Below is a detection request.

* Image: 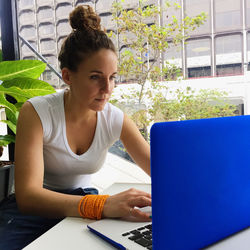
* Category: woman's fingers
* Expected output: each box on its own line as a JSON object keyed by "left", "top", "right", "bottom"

{"left": 102, "top": 188, "right": 152, "bottom": 220}
{"left": 128, "top": 196, "right": 151, "bottom": 208}
{"left": 123, "top": 188, "right": 151, "bottom": 199}
{"left": 130, "top": 207, "right": 152, "bottom": 221}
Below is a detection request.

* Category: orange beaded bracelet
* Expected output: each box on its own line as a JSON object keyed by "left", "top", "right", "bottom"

{"left": 78, "top": 195, "right": 109, "bottom": 220}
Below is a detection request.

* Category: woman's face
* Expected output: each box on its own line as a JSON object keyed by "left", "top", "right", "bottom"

{"left": 64, "top": 49, "right": 118, "bottom": 111}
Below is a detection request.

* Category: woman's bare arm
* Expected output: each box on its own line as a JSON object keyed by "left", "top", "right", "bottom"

{"left": 15, "top": 102, "right": 82, "bottom": 218}
{"left": 120, "top": 114, "right": 151, "bottom": 176}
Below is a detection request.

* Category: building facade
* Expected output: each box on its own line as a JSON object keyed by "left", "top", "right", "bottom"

{"left": 14, "top": 0, "right": 250, "bottom": 113}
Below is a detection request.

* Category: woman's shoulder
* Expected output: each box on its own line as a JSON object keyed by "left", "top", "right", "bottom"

{"left": 28, "top": 90, "right": 64, "bottom": 109}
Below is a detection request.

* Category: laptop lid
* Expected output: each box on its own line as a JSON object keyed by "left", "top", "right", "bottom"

{"left": 150, "top": 115, "right": 250, "bottom": 249}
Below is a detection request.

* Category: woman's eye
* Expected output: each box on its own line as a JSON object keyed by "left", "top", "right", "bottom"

{"left": 90, "top": 75, "right": 99, "bottom": 80}
{"left": 110, "top": 75, "right": 117, "bottom": 81}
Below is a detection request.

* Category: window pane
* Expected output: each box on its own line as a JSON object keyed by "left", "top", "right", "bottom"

{"left": 246, "top": 0, "right": 250, "bottom": 28}
{"left": 247, "top": 32, "right": 250, "bottom": 70}
{"left": 165, "top": 42, "right": 182, "bottom": 67}
{"left": 215, "top": 0, "right": 242, "bottom": 32}
{"left": 215, "top": 34, "right": 242, "bottom": 76}
{"left": 164, "top": 42, "right": 182, "bottom": 79}
{"left": 186, "top": 38, "right": 211, "bottom": 78}
{"left": 184, "top": 0, "right": 211, "bottom": 35}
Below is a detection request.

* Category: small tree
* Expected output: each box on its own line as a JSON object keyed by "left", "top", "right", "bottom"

{"left": 111, "top": 0, "right": 206, "bottom": 104}
{"left": 110, "top": 0, "right": 207, "bottom": 139}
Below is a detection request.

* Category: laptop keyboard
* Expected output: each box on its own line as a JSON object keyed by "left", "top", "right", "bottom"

{"left": 122, "top": 224, "right": 152, "bottom": 249}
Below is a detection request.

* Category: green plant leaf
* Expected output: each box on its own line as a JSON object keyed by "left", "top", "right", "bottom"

{"left": 1, "top": 77, "right": 55, "bottom": 102}
{"left": 5, "top": 108, "right": 18, "bottom": 127}
{"left": 1, "top": 120, "right": 16, "bottom": 134}
{"left": 0, "top": 50, "right": 2, "bottom": 62}
{"left": 0, "top": 135, "right": 15, "bottom": 146}
{"left": 0, "top": 93, "right": 17, "bottom": 114}
{"left": 0, "top": 60, "right": 46, "bottom": 81}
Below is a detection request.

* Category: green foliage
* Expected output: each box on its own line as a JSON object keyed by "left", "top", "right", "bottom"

{"left": 0, "top": 50, "right": 2, "bottom": 62}
{"left": 150, "top": 87, "right": 238, "bottom": 122}
{"left": 0, "top": 60, "right": 46, "bottom": 81}
{"left": 0, "top": 59, "right": 55, "bottom": 147}
{"left": 110, "top": 1, "right": 236, "bottom": 142}
{"left": 111, "top": 0, "right": 207, "bottom": 103}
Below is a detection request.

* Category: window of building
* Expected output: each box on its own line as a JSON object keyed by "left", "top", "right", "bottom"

{"left": 215, "top": 34, "right": 243, "bottom": 76}
{"left": 186, "top": 38, "right": 211, "bottom": 78}
{"left": 184, "top": 0, "right": 211, "bottom": 35}
{"left": 164, "top": 42, "right": 182, "bottom": 79}
{"left": 214, "top": 0, "right": 242, "bottom": 32}
{"left": 246, "top": 0, "right": 250, "bottom": 28}
{"left": 247, "top": 32, "right": 250, "bottom": 70}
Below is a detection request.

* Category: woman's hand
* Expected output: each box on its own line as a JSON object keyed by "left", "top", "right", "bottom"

{"left": 102, "top": 188, "right": 151, "bottom": 221}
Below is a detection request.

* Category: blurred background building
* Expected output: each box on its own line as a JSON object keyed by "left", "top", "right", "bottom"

{"left": 11, "top": 0, "right": 250, "bottom": 114}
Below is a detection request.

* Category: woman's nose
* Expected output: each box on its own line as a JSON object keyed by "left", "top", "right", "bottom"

{"left": 101, "top": 79, "right": 111, "bottom": 93}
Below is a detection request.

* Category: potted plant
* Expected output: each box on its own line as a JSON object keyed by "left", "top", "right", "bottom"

{"left": 0, "top": 57, "right": 56, "bottom": 200}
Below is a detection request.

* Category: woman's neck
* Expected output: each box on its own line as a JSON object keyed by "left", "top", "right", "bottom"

{"left": 63, "top": 89, "right": 96, "bottom": 123}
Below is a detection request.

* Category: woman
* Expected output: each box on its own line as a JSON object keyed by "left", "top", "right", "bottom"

{"left": 0, "top": 5, "right": 151, "bottom": 249}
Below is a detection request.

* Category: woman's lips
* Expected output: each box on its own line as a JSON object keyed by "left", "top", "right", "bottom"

{"left": 95, "top": 98, "right": 106, "bottom": 102}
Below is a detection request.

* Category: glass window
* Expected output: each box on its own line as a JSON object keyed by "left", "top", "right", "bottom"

{"left": 214, "top": 0, "right": 242, "bottom": 32}
{"left": 246, "top": 0, "right": 250, "bottom": 28}
{"left": 164, "top": 42, "right": 182, "bottom": 68}
{"left": 247, "top": 32, "right": 250, "bottom": 70}
{"left": 164, "top": 42, "right": 182, "bottom": 79}
{"left": 215, "top": 34, "right": 243, "bottom": 76}
{"left": 186, "top": 38, "right": 211, "bottom": 78}
{"left": 184, "top": 0, "right": 211, "bottom": 35}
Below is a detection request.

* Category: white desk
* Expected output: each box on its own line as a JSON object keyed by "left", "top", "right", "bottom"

{"left": 23, "top": 183, "right": 150, "bottom": 250}
{"left": 24, "top": 183, "right": 250, "bottom": 250}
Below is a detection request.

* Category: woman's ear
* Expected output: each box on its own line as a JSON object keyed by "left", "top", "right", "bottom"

{"left": 61, "top": 68, "right": 72, "bottom": 86}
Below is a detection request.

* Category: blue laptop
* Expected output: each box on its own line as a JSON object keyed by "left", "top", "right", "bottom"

{"left": 88, "top": 115, "right": 250, "bottom": 249}
{"left": 151, "top": 115, "right": 250, "bottom": 249}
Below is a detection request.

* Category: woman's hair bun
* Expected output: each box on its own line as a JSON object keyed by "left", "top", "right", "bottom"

{"left": 69, "top": 5, "right": 102, "bottom": 32}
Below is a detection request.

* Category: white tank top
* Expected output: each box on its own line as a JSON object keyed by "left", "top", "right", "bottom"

{"left": 28, "top": 90, "right": 124, "bottom": 190}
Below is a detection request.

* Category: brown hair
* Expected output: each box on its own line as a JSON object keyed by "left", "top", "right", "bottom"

{"left": 58, "top": 5, "right": 116, "bottom": 71}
